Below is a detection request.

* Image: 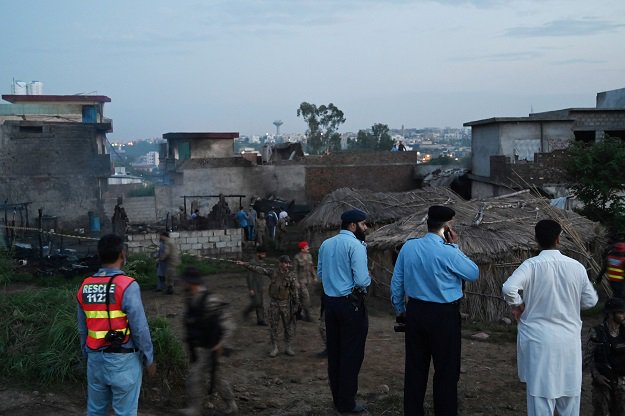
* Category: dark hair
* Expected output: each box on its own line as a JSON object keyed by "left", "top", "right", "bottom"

{"left": 160, "top": 232, "right": 169, "bottom": 237}
{"left": 535, "top": 219, "right": 562, "bottom": 249}
{"left": 98, "top": 234, "right": 124, "bottom": 264}
{"left": 256, "top": 246, "right": 267, "bottom": 253}
{"left": 427, "top": 219, "right": 447, "bottom": 232}
{"left": 341, "top": 222, "right": 351, "bottom": 230}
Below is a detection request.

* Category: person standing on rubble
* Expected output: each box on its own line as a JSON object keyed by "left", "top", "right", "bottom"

{"left": 294, "top": 241, "right": 317, "bottom": 322}
{"left": 242, "top": 246, "right": 269, "bottom": 327}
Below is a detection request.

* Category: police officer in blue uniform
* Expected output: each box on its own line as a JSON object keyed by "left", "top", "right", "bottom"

{"left": 318, "top": 209, "right": 371, "bottom": 414}
{"left": 391, "top": 205, "right": 479, "bottom": 416}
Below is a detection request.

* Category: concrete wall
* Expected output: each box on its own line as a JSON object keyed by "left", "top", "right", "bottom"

{"left": 470, "top": 124, "right": 500, "bottom": 177}
{"left": 126, "top": 229, "right": 242, "bottom": 257}
{"left": 597, "top": 88, "right": 625, "bottom": 109}
{"left": 190, "top": 139, "right": 233, "bottom": 158}
{"left": 0, "top": 120, "right": 111, "bottom": 229}
{"left": 156, "top": 163, "right": 307, "bottom": 217}
{"left": 103, "top": 196, "right": 158, "bottom": 225}
{"left": 304, "top": 151, "right": 420, "bottom": 204}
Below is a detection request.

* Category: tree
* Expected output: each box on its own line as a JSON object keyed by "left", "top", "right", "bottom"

{"left": 297, "top": 102, "right": 346, "bottom": 154}
{"left": 564, "top": 136, "right": 625, "bottom": 234}
{"left": 347, "top": 123, "right": 393, "bottom": 152}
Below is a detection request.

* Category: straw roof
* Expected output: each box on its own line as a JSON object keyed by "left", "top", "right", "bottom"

{"left": 367, "top": 189, "right": 605, "bottom": 265}
{"left": 299, "top": 187, "right": 461, "bottom": 230}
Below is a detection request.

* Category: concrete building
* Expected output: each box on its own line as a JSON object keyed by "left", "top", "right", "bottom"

{"left": 0, "top": 94, "right": 112, "bottom": 229}
{"left": 464, "top": 89, "right": 625, "bottom": 198}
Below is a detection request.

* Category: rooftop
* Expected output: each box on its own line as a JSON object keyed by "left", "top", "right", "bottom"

{"left": 2, "top": 95, "right": 111, "bottom": 104}
{"left": 163, "top": 132, "right": 239, "bottom": 140}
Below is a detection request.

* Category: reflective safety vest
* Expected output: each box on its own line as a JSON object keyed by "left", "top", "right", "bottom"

{"left": 607, "top": 255, "right": 625, "bottom": 282}
{"left": 77, "top": 274, "right": 135, "bottom": 350}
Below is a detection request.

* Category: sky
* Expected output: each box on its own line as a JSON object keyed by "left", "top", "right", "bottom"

{"left": 3, "top": 0, "right": 625, "bottom": 141}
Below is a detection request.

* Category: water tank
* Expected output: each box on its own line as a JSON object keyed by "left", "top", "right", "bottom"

{"left": 27, "top": 81, "right": 43, "bottom": 95}
{"left": 12, "top": 80, "right": 27, "bottom": 95}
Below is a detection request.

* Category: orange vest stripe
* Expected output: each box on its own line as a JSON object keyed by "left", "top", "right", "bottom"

{"left": 77, "top": 274, "right": 135, "bottom": 350}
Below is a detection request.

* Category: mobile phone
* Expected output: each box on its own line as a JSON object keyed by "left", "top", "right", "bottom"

{"left": 443, "top": 226, "right": 451, "bottom": 242}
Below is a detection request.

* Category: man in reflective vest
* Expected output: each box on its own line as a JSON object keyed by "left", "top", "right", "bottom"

{"left": 77, "top": 234, "right": 156, "bottom": 416}
{"left": 604, "top": 242, "right": 625, "bottom": 299}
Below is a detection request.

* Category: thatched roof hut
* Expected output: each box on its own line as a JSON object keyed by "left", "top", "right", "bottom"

{"left": 300, "top": 187, "right": 461, "bottom": 248}
{"left": 365, "top": 189, "right": 606, "bottom": 321}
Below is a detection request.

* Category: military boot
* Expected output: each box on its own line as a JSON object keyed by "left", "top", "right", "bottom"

{"left": 284, "top": 343, "right": 295, "bottom": 356}
{"left": 269, "top": 342, "right": 279, "bottom": 358}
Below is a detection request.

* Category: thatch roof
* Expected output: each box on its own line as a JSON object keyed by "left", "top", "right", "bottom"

{"left": 299, "top": 187, "right": 461, "bottom": 230}
{"left": 367, "top": 189, "right": 604, "bottom": 264}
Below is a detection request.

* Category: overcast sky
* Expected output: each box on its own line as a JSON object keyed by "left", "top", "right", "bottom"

{"left": 3, "top": 0, "right": 625, "bottom": 141}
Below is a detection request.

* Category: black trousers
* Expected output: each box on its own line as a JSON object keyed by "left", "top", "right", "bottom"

{"left": 324, "top": 294, "right": 369, "bottom": 412}
{"left": 404, "top": 298, "right": 461, "bottom": 416}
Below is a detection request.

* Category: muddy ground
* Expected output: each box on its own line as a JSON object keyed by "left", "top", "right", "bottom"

{"left": 0, "top": 266, "right": 602, "bottom": 416}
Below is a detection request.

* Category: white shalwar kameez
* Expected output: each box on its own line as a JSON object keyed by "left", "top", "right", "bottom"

{"left": 502, "top": 250, "right": 598, "bottom": 416}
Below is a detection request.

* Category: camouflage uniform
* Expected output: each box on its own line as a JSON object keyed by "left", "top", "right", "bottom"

{"left": 267, "top": 268, "right": 298, "bottom": 351}
{"left": 294, "top": 252, "right": 316, "bottom": 321}
{"left": 243, "top": 256, "right": 266, "bottom": 324}
{"left": 586, "top": 321, "right": 625, "bottom": 416}
{"left": 183, "top": 290, "right": 237, "bottom": 415}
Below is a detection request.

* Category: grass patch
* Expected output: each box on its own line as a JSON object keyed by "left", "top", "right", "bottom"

{"left": 180, "top": 253, "right": 239, "bottom": 275}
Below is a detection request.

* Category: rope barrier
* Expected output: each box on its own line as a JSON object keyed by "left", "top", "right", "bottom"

{"left": 1, "top": 224, "right": 99, "bottom": 241}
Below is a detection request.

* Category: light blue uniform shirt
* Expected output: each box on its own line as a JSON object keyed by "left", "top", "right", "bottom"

{"left": 390, "top": 233, "right": 479, "bottom": 314}
{"left": 77, "top": 267, "right": 155, "bottom": 366}
{"left": 318, "top": 230, "right": 371, "bottom": 297}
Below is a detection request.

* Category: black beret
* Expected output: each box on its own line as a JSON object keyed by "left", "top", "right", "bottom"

{"left": 181, "top": 267, "right": 204, "bottom": 285}
{"left": 278, "top": 255, "right": 291, "bottom": 263}
{"left": 605, "top": 297, "right": 625, "bottom": 314}
{"left": 428, "top": 205, "right": 455, "bottom": 222}
{"left": 341, "top": 209, "right": 368, "bottom": 224}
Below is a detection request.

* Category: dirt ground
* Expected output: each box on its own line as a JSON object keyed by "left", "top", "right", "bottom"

{"left": 0, "top": 266, "right": 602, "bottom": 416}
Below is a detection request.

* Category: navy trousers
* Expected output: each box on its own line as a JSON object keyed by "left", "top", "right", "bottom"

{"left": 404, "top": 298, "right": 461, "bottom": 416}
{"left": 324, "top": 295, "right": 368, "bottom": 412}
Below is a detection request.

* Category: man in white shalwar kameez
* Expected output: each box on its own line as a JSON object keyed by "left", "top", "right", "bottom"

{"left": 502, "top": 219, "right": 598, "bottom": 416}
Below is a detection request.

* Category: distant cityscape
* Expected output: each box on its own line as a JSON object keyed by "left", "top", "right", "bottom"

{"left": 110, "top": 126, "right": 472, "bottom": 176}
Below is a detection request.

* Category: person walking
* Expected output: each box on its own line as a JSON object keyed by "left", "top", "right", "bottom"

{"left": 179, "top": 267, "right": 238, "bottom": 415}
{"left": 390, "top": 205, "right": 479, "bottom": 416}
{"left": 247, "top": 205, "right": 258, "bottom": 242}
{"left": 77, "top": 234, "right": 156, "bottom": 416}
{"left": 502, "top": 219, "right": 598, "bottom": 416}
{"left": 317, "top": 209, "right": 371, "bottom": 414}
{"left": 587, "top": 297, "right": 625, "bottom": 416}
{"left": 242, "top": 246, "right": 268, "bottom": 326}
{"left": 158, "top": 232, "right": 180, "bottom": 294}
{"left": 238, "top": 255, "right": 299, "bottom": 357}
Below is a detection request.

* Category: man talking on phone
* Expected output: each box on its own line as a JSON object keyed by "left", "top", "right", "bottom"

{"left": 391, "top": 205, "right": 479, "bottom": 415}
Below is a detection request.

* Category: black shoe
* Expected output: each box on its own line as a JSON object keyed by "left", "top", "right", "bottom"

{"left": 257, "top": 320, "right": 268, "bottom": 326}
{"left": 166, "top": 286, "right": 174, "bottom": 295}
{"left": 339, "top": 402, "right": 367, "bottom": 414}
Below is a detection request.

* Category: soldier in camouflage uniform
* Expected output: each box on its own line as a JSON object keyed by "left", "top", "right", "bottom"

{"left": 294, "top": 241, "right": 317, "bottom": 322}
{"left": 238, "top": 255, "right": 299, "bottom": 357}
{"left": 180, "top": 267, "right": 238, "bottom": 416}
{"left": 242, "top": 246, "right": 268, "bottom": 326}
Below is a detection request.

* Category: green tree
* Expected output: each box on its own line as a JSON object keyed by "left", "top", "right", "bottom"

{"left": 297, "top": 102, "right": 346, "bottom": 154}
{"left": 564, "top": 137, "right": 625, "bottom": 233}
{"left": 348, "top": 123, "right": 393, "bottom": 152}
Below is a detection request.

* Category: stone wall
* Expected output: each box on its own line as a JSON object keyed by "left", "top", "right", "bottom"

{"left": 126, "top": 228, "right": 242, "bottom": 257}
{"left": 304, "top": 151, "right": 420, "bottom": 204}
{"left": 103, "top": 196, "right": 158, "bottom": 225}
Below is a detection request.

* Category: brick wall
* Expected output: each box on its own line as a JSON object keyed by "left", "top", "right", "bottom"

{"left": 126, "top": 228, "right": 242, "bottom": 257}
{"left": 305, "top": 151, "right": 420, "bottom": 203}
{"left": 103, "top": 196, "right": 157, "bottom": 224}
{"left": 490, "top": 150, "right": 570, "bottom": 187}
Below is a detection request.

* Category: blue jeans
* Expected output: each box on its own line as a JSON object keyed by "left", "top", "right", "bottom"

{"left": 86, "top": 351, "right": 143, "bottom": 416}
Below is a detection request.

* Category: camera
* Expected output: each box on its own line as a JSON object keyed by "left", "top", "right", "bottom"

{"left": 104, "top": 330, "right": 125, "bottom": 347}
{"left": 394, "top": 314, "right": 406, "bottom": 333}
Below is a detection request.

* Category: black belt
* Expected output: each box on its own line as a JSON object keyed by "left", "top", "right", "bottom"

{"left": 101, "top": 347, "right": 138, "bottom": 354}
{"left": 408, "top": 297, "right": 460, "bottom": 305}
